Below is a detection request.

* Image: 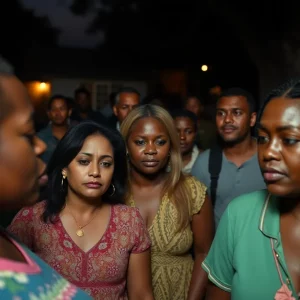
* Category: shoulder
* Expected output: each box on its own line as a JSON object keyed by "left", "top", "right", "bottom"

{"left": 227, "top": 189, "right": 268, "bottom": 219}
{"left": 37, "top": 126, "right": 51, "bottom": 139}
{"left": 191, "top": 150, "right": 211, "bottom": 178}
{"left": 197, "top": 149, "right": 210, "bottom": 161}
{"left": 14, "top": 201, "right": 45, "bottom": 220}
{"left": 185, "top": 175, "right": 207, "bottom": 192}
{"left": 112, "top": 204, "right": 142, "bottom": 219}
{"left": 184, "top": 175, "right": 207, "bottom": 214}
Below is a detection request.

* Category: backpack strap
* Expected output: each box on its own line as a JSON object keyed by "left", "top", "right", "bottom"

{"left": 208, "top": 145, "right": 223, "bottom": 206}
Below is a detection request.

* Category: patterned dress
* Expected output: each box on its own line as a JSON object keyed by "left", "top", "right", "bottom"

{"left": 0, "top": 230, "right": 91, "bottom": 300}
{"left": 129, "top": 176, "right": 207, "bottom": 300}
{"left": 8, "top": 203, "right": 151, "bottom": 300}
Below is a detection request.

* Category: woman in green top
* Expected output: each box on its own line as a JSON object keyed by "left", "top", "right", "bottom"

{"left": 202, "top": 78, "right": 300, "bottom": 300}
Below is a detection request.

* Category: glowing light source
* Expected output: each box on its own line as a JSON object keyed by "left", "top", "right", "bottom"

{"left": 201, "top": 65, "right": 208, "bottom": 72}
{"left": 39, "top": 82, "right": 47, "bottom": 90}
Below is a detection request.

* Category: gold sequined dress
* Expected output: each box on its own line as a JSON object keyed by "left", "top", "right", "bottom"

{"left": 129, "top": 176, "right": 207, "bottom": 300}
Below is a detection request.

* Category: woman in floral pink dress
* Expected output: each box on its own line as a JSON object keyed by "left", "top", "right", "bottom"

{"left": 9, "top": 122, "right": 154, "bottom": 300}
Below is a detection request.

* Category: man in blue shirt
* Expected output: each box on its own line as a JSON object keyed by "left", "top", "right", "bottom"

{"left": 37, "top": 95, "right": 71, "bottom": 164}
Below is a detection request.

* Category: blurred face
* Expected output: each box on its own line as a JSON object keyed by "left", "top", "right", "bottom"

{"left": 185, "top": 97, "right": 202, "bottom": 117}
{"left": 63, "top": 134, "right": 114, "bottom": 200}
{"left": 257, "top": 97, "right": 300, "bottom": 198}
{"left": 127, "top": 117, "right": 170, "bottom": 175}
{"left": 0, "top": 76, "right": 47, "bottom": 209}
{"left": 113, "top": 92, "right": 140, "bottom": 123}
{"left": 48, "top": 98, "right": 70, "bottom": 126}
{"left": 76, "top": 92, "right": 91, "bottom": 112}
{"left": 216, "top": 95, "right": 256, "bottom": 144}
{"left": 174, "top": 117, "right": 196, "bottom": 155}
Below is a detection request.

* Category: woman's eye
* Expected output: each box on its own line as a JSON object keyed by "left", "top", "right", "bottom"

{"left": 134, "top": 140, "right": 145, "bottom": 146}
{"left": 156, "top": 140, "right": 167, "bottom": 146}
{"left": 78, "top": 160, "right": 89, "bottom": 165}
{"left": 101, "top": 161, "right": 112, "bottom": 167}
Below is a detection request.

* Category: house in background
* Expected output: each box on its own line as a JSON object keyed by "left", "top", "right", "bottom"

{"left": 19, "top": 47, "right": 150, "bottom": 113}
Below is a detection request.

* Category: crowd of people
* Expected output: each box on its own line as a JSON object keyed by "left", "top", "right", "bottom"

{"left": 1, "top": 72, "right": 300, "bottom": 299}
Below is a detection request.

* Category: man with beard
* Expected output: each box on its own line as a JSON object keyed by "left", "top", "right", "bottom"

{"left": 191, "top": 88, "right": 265, "bottom": 227}
{"left": 37, "top": 94, "right": 71, "bottom": 164}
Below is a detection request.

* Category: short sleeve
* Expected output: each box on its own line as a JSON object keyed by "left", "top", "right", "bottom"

{"left": 187, "top": 176, "right": 207, "bottom": 216}
{"left": 131, "top": 208, "right": 151, "bottom": 253}
{"left": 201, "top": 206, "right": 234, "bottom": 292}
{"left": 7, "top": 206, "right": 35, "bottom": 250}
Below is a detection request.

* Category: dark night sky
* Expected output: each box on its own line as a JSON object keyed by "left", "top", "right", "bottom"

{"left": 21, "top": 0, "right": 103, "bottom": 48}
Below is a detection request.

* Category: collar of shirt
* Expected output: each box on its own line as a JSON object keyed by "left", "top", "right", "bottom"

{"left": 259, "top": 193, "right": 280, "bottom": 241}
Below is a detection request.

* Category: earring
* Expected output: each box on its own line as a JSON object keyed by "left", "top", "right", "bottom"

{"left": 61, "top": 175, "right": 66, "bottom": 187}
{"left": 109, "top": 184, "right": 115, "bottom": 197}
{"left": 166, "top": 161, "right": 171, "bottom": 173}
{"left": 166, "top": 153, "right": 171, "bottom": 172}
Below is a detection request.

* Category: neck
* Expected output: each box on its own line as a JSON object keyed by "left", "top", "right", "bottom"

{"left": 279, "top": 197, "right": 300, "bottom": 218}
{"left": 51, "top": 123, "right": 68, "bottom": 131}
{"left": 65, "top": 190, "right": 102, "bottom": 215}
{"left": 223, "top": 135, "right": 256, "bottom": 156}
{"left": 51, "top": 123, "right": 69, "bottom": 139}
{"left": 182, "top": 150, "right": 193, "bottom": 166}
{"left": 130, "top": 168, "right": 167, "bottom": 188}
{"left": 79, "top": 112, "right": 89, "bottom": 119}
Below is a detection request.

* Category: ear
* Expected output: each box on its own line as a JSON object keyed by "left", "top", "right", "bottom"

{"left": 68, "top": 108, "right": 72, "bottom": 117}
{"left": 61, "top": 169, "right": 67, "bottom": 178}
{"left": 47, "top": 111, "right": 51, "bottom": 119}
{"left": 250, "top": 112, "right": 257, "bottom": 127}
{"left": 113, "top": 105, "right": 118, "bottom": 117}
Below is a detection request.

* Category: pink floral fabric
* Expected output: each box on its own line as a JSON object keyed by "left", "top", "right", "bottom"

{"left": 8, "top": 202, "right": 151, "bottom": 300}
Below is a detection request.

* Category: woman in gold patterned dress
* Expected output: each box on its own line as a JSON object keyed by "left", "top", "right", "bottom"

{"left": 120, "top": 104, "right": 215, "bottom": 300}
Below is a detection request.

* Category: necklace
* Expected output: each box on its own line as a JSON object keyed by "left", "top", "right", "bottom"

{"left": 66, "top": 204, "right": 99, "bottom": 237}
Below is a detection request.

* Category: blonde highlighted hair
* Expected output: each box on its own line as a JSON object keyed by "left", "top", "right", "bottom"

{"left": 120, "top": 104, "right": 191, "bottom": 230}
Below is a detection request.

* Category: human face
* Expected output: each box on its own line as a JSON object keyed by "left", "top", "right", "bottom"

{"left": 0, "top": 76, "right": 47, "bottom": 209}
{"left": 257, "top": 97, "right": 300, "bottom": 198}
{"left": 63, "top": 134, "right": 114, "bottom": 201}
{"left": 185, "top": 97, "right": 202, "bottom": 117}
{"left": 127, "top": 117, "right": 170, "bottom": 175}
{"left": 76, "top": 92, "right": 91, "bottom": 112}
{"left": 48, "top": 98, "right": 70, "bottom": 126}
{"left": 216, "top": 95, "right": 256, "bottom": 144}
{"left": 113, "top": 92, "right": 140, "bottom": 123}
{"left": 174, "top": 117, "right": 196, "bottom": 155}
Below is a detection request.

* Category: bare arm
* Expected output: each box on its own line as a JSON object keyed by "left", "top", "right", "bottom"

{"left": 205, "top": 281, "right": 231, "bottom": 300}
{"left": 127, "top": 250, "right": 154, "bottom": 300}
{"left": 187, "top": 195, "right": 215, "bottom": 300}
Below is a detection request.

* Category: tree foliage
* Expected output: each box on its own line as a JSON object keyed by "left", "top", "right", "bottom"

{"left": 0, "top": 0, "right": 60, "bottom": 69}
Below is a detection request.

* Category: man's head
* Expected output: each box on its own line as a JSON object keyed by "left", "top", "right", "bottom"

{"left": 216, "top": 88, "right": 257, "bottom": 145}
{"left": 184, "top": 95, "right": 204, "bottom": 118}
{"left": 47, "top": 95, "right": 71, "bottom": 126}
{"left": 74, "top": 87, "right": 91, "bottom": 113}
{"left": 113, "top": 87, "right": 140, "bottom": 124}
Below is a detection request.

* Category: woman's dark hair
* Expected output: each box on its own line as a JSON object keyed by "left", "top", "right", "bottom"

{"left": 256, "top": 78, "right": 300, "bottom": 128}
{"left": 171, "top": 109, "right": 198, "bottom": 131}
{"left": 43, "top": 121, "right": 128, "bottom": 223}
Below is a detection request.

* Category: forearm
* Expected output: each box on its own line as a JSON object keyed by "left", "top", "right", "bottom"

{"left": 129, "top": 291, "right": 154, "bottom": 300}
{"left": 187, "top": 254, "right": 208, "bottom": 300}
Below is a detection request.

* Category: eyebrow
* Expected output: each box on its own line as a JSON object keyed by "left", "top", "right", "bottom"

{"left": 216, "top": 107, "right": 243, "bottom": 111}
{"left": 80, "top": 153, "right": 113, "bottom": 159}
{"left": 135, "top": 134, "right": 167, "bottom": 139}
{"left": 257, "top": 124, "right": 300, "bottom": 132}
